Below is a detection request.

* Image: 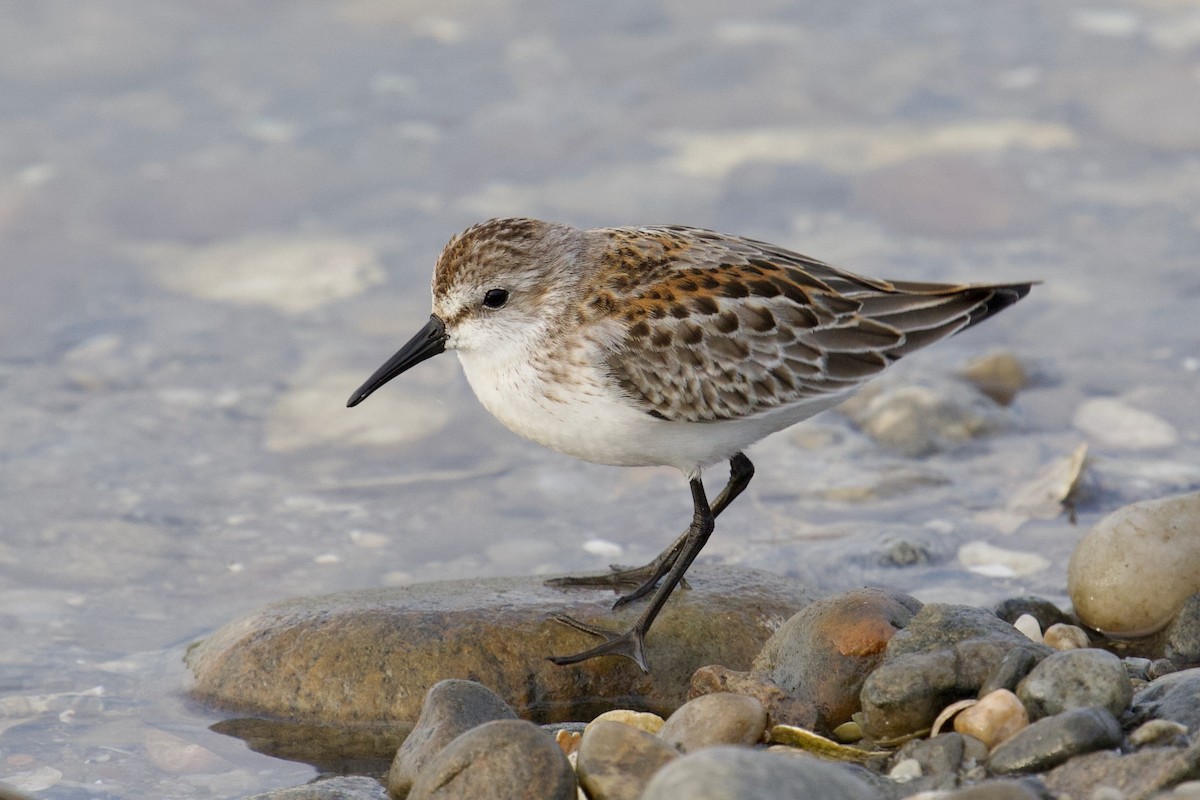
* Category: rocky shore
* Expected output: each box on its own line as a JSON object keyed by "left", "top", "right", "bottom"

{"left": 184, "top": 491, "right": 1200, "bottom": 800}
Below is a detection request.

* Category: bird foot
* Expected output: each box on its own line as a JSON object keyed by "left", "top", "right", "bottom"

{"left": 547, "top": 614, "right": 650, "bottom": 673}
{"left": 544, "top": 566, "right": 688, "bottom": 608}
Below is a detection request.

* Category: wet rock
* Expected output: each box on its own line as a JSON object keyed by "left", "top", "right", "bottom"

{"left": 406, "top": 719, "right": 575, "bottom": 800}
{"left": 859, "top": 604, "right": 1050, "bottom": 742}
{"left": 980, "top": 648, "right": 1045, "bottom": 696}
{"left": 1016, "top": 649, "right": 1133, "bottom": 720}
{"left": 960, "top": 350, "right": 1029, "bottom": 406}
{"left": 640, "top": 746, "right": 881, "bottom": 800}
{"left": 575, "top": 720, "right": 678, "bottom": 800}
{"left": 387, "top": 680, "right": 517, "bottom": 798}
{"left": 1150, "top": 659, "right": 1181, "bottom": 681}
{"left": 1129, "top": 719, "right": 1189, "bottom": 749}
{"left": 187, "top": 565, "right": 813, "bottom": 727}
{"left": 955, "top": 690, "right": 1029, "bottom": 749}
{"left": 838, "top": 376, "right": 1010, "bottom": 457}
{"left": 1072, "top": 397, "right": 1178, "bottom": 450}
{"left": 988, "top": 707, "right": 1123, "bottom": 775}
{"left": 688, "top": 665, "right": 818, "bottom": 730}
{"left": 1068, "top": 491, "right": 1200, "bottom": 637}
{"left": 1042, "top": 741, "right": 1200, "bottom": 800}
{"left": 1132, "top": 668, "right": 1200, "bottom": 732}
{"left": 657, "top": 693, "right": 767, "bottom": 752}
{"left": 936, "top": 780, "right": 1052, "bottom": 800}
{"left": 244, "top": 776, "right": 389, "bottom": 800}
{"left": 585, "top": 709, "right": 663, "bottom": 735}
{"left": 752, "top": 588, "right": 920, "bottom": 731}
{"left": 1043, "top": 623, "right": 1089, "bottom": 651}
{"left": 993, "top": 597, "right": 1073, "bottom": 632}
{"left": 892, "top": 732, "right": 966, "bottom": 789}
{"left": 143, "top": 236, "right": 385, "bottom": 314}
{"left": 1164, "top": 594, "right": 1200, "bottom": 667}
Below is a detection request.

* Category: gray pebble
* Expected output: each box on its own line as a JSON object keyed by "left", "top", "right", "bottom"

{"left": 1017, "top": 648, "right": 1132, "bottom": 720}
{"left": 980, "top": 648, "right": 1045, "bottom": 696}
{"left": 994, "top": 597, "right": 1073, "bottom": 631}
{"left": 862, "top": 613, "right": 1049, "bottom": 743}
{"left": 1132, "top": 667, "right": 1200, "bottom": 731}
{"left": 640, "top": 746, "right": 881, "bottom": 800}
{"left": 658, "top": 692, "right": 767, "bottom": 752}
{"left": 243, "top": 776, "right": 389, "bottom": 800}
{"left": 407, "top": 719, "right": 575, "bottom": 800}
{"left": 893, "top": 732, "right": 966, "bottom": 789}
{"left": 988, "top": 707, "right": 1123, "bottom": 775}
{"left": 576, "top": 720, "right": 678, "bottom": 800}
{"left": 1165, "top": 595, "right": 1200, "bottom": 666}
{"left": 387, "top": 679, "right": 517, "bottom": 797}
{"left": 934, "top": 778, "right": 1053, "bottom": 799}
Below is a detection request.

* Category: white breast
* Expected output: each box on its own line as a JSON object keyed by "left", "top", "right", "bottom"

{"left": 455, "top": 347, "right": 847, "bottom": 477}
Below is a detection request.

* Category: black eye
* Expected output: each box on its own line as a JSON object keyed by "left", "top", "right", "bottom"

{"left": 482, "top": 288, "right": 509, "bottom": 308}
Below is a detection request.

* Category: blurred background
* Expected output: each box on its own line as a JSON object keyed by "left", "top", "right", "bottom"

{"left": 1, "top": 1, "right": 1198, "bottom": 796}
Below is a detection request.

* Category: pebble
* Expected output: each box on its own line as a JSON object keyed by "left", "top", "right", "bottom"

{"left": 1068, "top": 491, "right": 1200, "bottom": 637}
{"left": 838, "top": 376, "right": 1010, "bottom": 457}
{"left": 960, "top": 350, "right": 1029, "bottom": 406}
{"left": 187, "top": 565, "right": 812, "bottom": 729}
{"left": 954, "top": 690, "right": 1029, "bottom": 750}
{"left": 980, "top": 648, "right": 1045, "bottom": 696}
{"left": 1163, "top": 594, "right": 1200, "bottom": 667}
{"left": 406, "top": 719, "right": 576, "bottom": 800}
{"left": 932, "top": 780, "right": 1053, "bottom": 799}
{"left": 1016, "top": 648, "right": 1133, "bottom": 720}
{"left": 1042, "top": 742, "right": 1200, "bottom": 800}
{"left": 1043, "top": 624, "right": 1089, "bottom": 651}
{"left": 994, "top": 597, "right": 1073, "bottom": 632}
{"left": 751, "top": 587, "right": 921, "bottom": 731}
{"left": 1129, "top": 719, "right": 1189, "bottom": 749}
{"left": 575, "top": 720, "right": 678, "bottom": 800}
{"left": 585, "top": 709, "right": 664, "bottom": 735}
{"left": 1131, "top": 668, "right": 1200, "bottom": 732}
{"left": 243, "top": 776, "right": 389, "bottom": 800}
{"left": 387, "top": 679, "right": 518, "bottom": 797}
{"left": 893, "top": 732, "right": 967, "bottom": 789}
{"left": 640, "top": 746, "right": 881, "bottom": 800}
{"left": 1072, "top": 397, "right": 1178, "bottom": 450}
{"left": 859, "top": 604, "right": 1050, "bottom": 742}
{"left": 688, "top": 665, "right": 818, "bottom": 730}
{"left": 988, "top": 707, "right": 1123, "bottom": 775}
{"left": 1012, "top": 614, "right": 1043, "bottom": 644}
{"left": 657, "top": 693, "right": 767, "bottom": 752}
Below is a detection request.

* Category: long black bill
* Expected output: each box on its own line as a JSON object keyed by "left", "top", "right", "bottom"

{"left": 346, "top": 314, "right": 448, "bottom": 407}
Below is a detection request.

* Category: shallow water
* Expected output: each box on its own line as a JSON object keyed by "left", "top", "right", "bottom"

{"left": 2, "top": 1, "right": 1198, "bottom": 796}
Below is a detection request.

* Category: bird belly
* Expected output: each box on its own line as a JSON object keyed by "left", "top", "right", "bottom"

{"left": 457, "top": 350, "right": 849, "bottom": 475}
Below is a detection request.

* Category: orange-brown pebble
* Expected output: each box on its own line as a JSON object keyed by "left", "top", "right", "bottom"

{"left": 585, "top": 709, "right": 664, "bottom": 736}
{"left": 555, "top": 729, "right": 582, "bottom": 757}
{"left": 953, "top": 689, "right": 1029, "bottom": 749}
{"left": 1043, "top": 623, "right": 1089, "bottom": 650}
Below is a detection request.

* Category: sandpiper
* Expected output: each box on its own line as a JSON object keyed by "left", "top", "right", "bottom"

{"left": 348, "top": 217, "right": 1033, "bottom": 671}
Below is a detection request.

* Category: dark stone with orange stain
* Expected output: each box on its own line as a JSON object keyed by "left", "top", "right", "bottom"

{"left": 750, "top": 588, "right": 922, "bottom": 733}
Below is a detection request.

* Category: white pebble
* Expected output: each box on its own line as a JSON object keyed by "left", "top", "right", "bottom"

{"left": 1013, "top": 614, "right": 1043, "bottom": 643}
{"left": 1073, "top": 398, "right": 1177, "bottom": 450}
{"left": 888, "top": 758, "right": 923, "bottom": 782}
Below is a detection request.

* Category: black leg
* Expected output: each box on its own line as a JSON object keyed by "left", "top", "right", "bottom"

{"left": 549, "top": 473, "right": 717, "bottom": 672}
{"left": 544, "top": 453, "right": 754, "bottom": 608}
